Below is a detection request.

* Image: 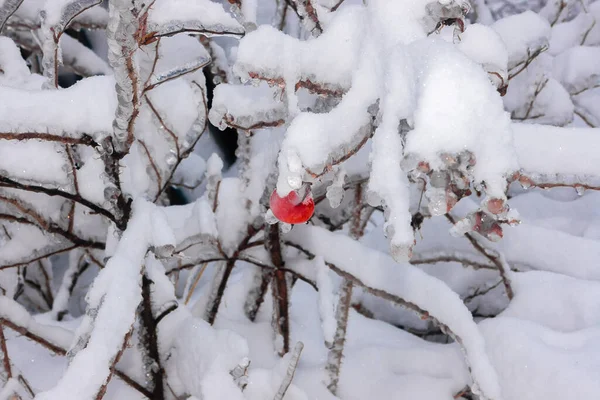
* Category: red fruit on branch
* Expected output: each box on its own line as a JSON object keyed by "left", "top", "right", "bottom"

{"left": 270, "top": 188, "right": 315, "bottom": 224}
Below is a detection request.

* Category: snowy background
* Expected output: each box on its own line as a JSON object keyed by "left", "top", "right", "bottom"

{"left": 0, "top": 0, "right": 600, "bottom": 399}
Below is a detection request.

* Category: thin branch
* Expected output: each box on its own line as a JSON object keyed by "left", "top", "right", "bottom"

{"left": 306, "top": 130, "right": 371, "bottom": 179}
{"left": 274, "top": 342, "right": 304, "bottom": 400}
{"left": 138, "top": 139, "right": 163, "bottom": 194}
{"left": 445, "top": 214, "right": 514, "bottom": 300}
{"left": 0, "top": 208, "right": 105, "bottom": 250}
{"left": 95, "top": 329, "right": 133, "bottom": 400}
{"left": 574, "top": 110, "right": 597, "bottom": 128}
{"left": 139, "top": 275, "right": 165, "bottom": 400}
{"left": 0, "top": 244, "right": 80, "bottom": 270}
{"left": 0, "top": 175, "right": 119, "bottom": 227}
{"left": 0, "top": 324, "right": 11, "bottom": 379}
{"left": 508, "top": 45, "right": 548, "bottom": 81}
{"left": 0, "top": 318, "right": 65, "bottom": 355}
{"left": 266, "top": 223, "right": 290, "bottom": 356}
{"left": 149, "top": 28, "right": 244, "bottom": 40}
{"left": 0, "top": 132, "right": 98, "bottom": 146}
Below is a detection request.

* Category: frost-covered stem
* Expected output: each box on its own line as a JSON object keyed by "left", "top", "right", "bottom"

{"left": 410, "top": 251, "right": 495, "bottom": 270}
{"left": 324, "top": 279, "right": 352, "bottom": 394}
{"left": 446, "top": 214, "right": 513, "bottom": 300}
{"left": 98, "top": 138, "right": 132, "bottom": 229}
{"left": 154, "top": 81, "right": 208, "bottom": 201}
{"left": 573, "top": 110, "right": 597, "bottom": 128}
{"left": 267, "top": 223, "right": 290, "bottom": 356}
{"left": 107, "top": 0, "right": 142, "bottom": 154}
{"left": 53, "top": 254, "right": 92, "bottom": 320}
{"left": 138, "top": 275, "right": 165, "bottom": 400}
{"left": 205, "top": 260, "right": 235, "bottom": 325}
{"left": 244, "top": 268, "right": 272, "bottom": 321}
{"left": 271, "top": 0, "right": 288, "bottom": 30}
{"left": 0, "top": 174, "right": 118, "bottom": 229}
{"left": 205, "top": 227, "right": 257, "bottom": 324}
{"left": 0, "top": 0, "right": 23, "bottom": 33}
{"left": 508, "top": 45, "right": 548, "bottom": 80}
{"left": 230, "top": 358, "right": 250, "bottom": 390}
{"left": 0, "top": 132, "right": 97, "bottom": 145}
{"left": 274, "top": 342, "right": 304, "bottom": 400}
{"left": 325, "top": 184, "right": 362, "bottom": 394}
{"left": 0, "top": 195, "right": 105, "bottom": 249}
{"left": 95, "top": 328, "right": 133, "bottom": 400}
{"left": 285, "top": 0, "right": 322, "bottom": 36}
{"left": 143, "top": 58, "right": 210, "bottom": 93}
{"left": 0, "top": 324, "right": 11, "bottom": 379}
{"left": 0, "top": 318, "right": 65, "bottom": 355}
{"left": 41, "top": 0, "right": 103, "bottom": 88}
{"left": 306, "top": 130, "right": 371, "bottom": 178}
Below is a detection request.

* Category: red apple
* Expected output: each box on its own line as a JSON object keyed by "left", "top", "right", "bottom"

{"left": 270, "top": 188, "right": 315, "bottom": 224}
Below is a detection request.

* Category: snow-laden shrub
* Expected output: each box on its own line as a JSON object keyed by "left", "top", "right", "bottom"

{"left": 0, "top": 0, "right": 599, "bottom": 400}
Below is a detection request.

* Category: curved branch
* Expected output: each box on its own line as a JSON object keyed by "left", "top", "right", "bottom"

{"left": 0, "top": 175, "right": 119, "bottom": 227}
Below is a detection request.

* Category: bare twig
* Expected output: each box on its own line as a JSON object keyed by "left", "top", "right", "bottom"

{"left": 266, "top": 223, "right": 290, "bottom": 356}
{"left": 0, "top": 318, "right": 152, "bottom": 398}
{"left": 0, "top": 324, "right": 11, "bottom": 379}
{"left": 508, "top": 45, "right": 548, "bottom": 81}
{"left": 95, "top": 329, "right": 133, "bottom": 400}
{"left": 0, "top": 175, "right": 119, "bottom": 228}
{"left": 0, "top": 132, "right": 98, "bottom": 146}
{"left": 445, "top": 214, "right": 514, "bottom": 300}
{"left": 274, "top": 342, "right": 304, "bottom": 400}
{"left": 138, "top": 275, "right": 165, "bottom": 400}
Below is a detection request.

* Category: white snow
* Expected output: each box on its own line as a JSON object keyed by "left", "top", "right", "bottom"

{"left": 492, "top": 11, "right": 551, "bottom": 70}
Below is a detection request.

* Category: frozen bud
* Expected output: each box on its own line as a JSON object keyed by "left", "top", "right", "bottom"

{"left": 484, "top": 223, "right": 503, "bottom": 242}
{"left": 450, "top": 216, "right": 473, "bottom": 237}
{"left": 280, "top": 222, "right": 293, "bottom": 233}
{"left": 326, "top": 168, "right": 346, "bottom": 208}
{"left": 390, "top": 242, "right": 412, "bottom": 263}
{"left": 153, "top": 244, "right": 175, "bottom": 258}
{"left": 265, "top": 209, "right": 279, "bottom": 225}
{"left": 445, "top": 189, "right": 459, "bottom": 212}
{"left": 430, "top": 170, "right": 449, "bottom": 188}
{"left": 165, "top": 153, "right": 177, "bottom": 166}
{"left": 485, "top": 198, "right": 506, "bottom": 215}
{"left": 287, "top": 175, "right": 303, "bottom": 190}
{"left": 286, "top": 150, "right": 303, "bottom": 174}
{"left": 459, "top": 150, "right": 476, "bottom": 168}
{"left": 519, "top": 175, "right": 533, "bottom": 189}
{"left": 366, "top": 190, "right": 382, "bottom": 207}
{"left": 417, "top": 161, "right": 431, "bottom": 174}
{"left": 440, "top": 153, "right": 458, "bottom": 168}
{"left": 104, "top": 186, "right": 119, "bottom": 202}
{"left": 401, "top": 153, "right": 419, "bottom": 171}
{"left": 427, "top": 188, "right": 447, "bottom": 216}
{"left": 326, "top": 185, "right": 344, "bottom": 208}
{"left": 575, "top": 185, "right": 586, "bottom": 196}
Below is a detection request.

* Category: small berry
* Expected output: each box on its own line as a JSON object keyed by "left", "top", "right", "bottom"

{"left": 269, "top": 188, "right": 315, "bottom": 224}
